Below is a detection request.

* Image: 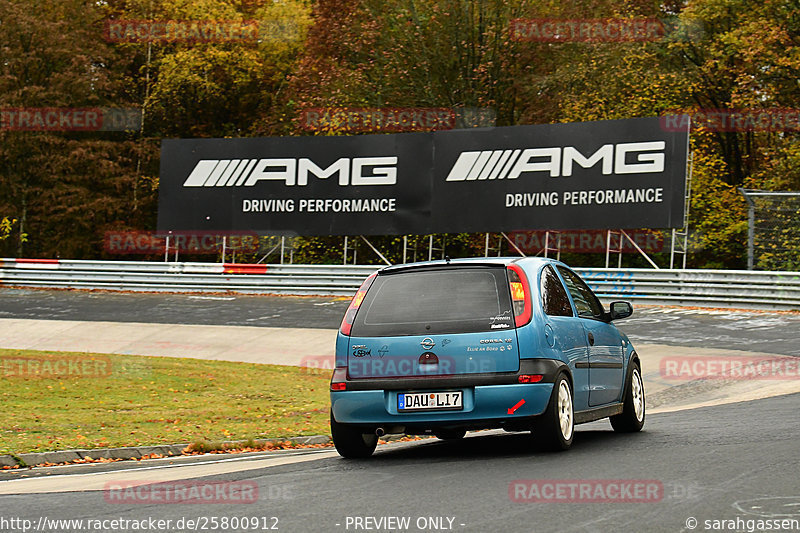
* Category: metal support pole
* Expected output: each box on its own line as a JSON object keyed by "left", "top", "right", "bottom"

{"left": 164, "top": 235, "right": 170, "bottom": 262}
{"left": 343, "top": 236, "right": 348, "bottom": 265}
{"left": 428, "top": 235, "right": 433, "bottom": 261}
{"left": 748, "top": 203, "right": 754, "bottom": 270}
{"left": 256, "top": 241, "right": 281, "bottom": 264}
{"left": 670, "top": 149, "right": 693, "bottom": 270}
{"left": 684, "top": 151, "right": 693, "bottom": 270}
{"left": 485, "top": 233, "right": 490, "bottom": 257}
{"left": 605, "top": 231, "right": 611, "bottom": 268}
{"left": 280, "top": 236, "right": 285, "bottom": 265}
{"left": 740, "top": 189, "right": 755, "bottom": 270}
{"left": 670, "top": 229, "right": 676, "bottom": 270}
{"left": 500, "top": 232, "right": 527, "bottom": 257}
{"left": 621, "top": 230, "right": 659, "bottom": 269}
{"left": 221, "top": 236, "right": 226, "bottom": 263}
{"left": 683, "top": 237, "right": 688, "bottom": 269}
{"left": 739, "top": 189, "right": 756, "bottom": 270}
{"left": 556, "top": 234, "right": 562, "bottom": 262}
{"left": 403, "top": 236, "right": 408, "bottom": 264}
{"left": 360, "top": 236, "right": 392, "bottom": 266}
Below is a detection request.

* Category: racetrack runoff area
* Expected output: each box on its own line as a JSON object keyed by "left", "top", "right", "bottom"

{"left": 2, "top": 315, "right": 799, "bottom": 416}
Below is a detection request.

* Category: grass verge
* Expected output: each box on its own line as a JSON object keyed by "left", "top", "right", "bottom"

{"left": 0, "top": 348, "right": 331, "bottom": 455}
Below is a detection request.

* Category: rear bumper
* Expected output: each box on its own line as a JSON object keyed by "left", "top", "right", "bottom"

{"left": 330, "top": 359, "right": 564, "bottom": 429}
{"left": 331, "top": 382, "right": 554, "bottom": 428}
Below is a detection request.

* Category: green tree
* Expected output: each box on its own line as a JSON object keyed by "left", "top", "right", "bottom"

{"left": 107, "top": 0, "right": 312, "bottom": 138}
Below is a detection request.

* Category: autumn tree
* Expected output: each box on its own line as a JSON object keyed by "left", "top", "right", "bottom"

{"left": 104, "top": 0, "right": 312, "bottom": 138}
{"left": 0, "top": 0, "right": 155, "bottom": 258}
{"left": 2, "top": 0, "right": 798, "bottom": 267}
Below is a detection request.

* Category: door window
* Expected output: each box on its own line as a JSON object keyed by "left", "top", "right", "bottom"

{"left": 540, "top": 265, "right": 573, "bottom": 317}
{"left": 557, "top": 267, "right": 605, "bottom": 319}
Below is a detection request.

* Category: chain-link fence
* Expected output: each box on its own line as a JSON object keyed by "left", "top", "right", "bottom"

{"left": 740, "top": 189, "right": 800, "bottom": 271}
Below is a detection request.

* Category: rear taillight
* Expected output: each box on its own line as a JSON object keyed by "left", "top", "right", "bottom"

{"left": 339, "top": 273, "right": 376, "bottom": 336}
{"left": 518, "top": 374, "right": 544, "bottom": 384}
{"left": 507, "top": 264, "right": 532, "bottom": 327}
{"left": 330, "top": 367, "right": 347, "bottom": 391}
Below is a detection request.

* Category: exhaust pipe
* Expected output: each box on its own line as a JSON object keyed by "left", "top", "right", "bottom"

{"left": 375, "top": 427, "right": 386, "bottom": 437}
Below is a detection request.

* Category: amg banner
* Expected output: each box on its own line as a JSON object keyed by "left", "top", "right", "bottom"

{"left": 158, "top": 117, "right": 688, "bottom": 235}
{"left": 158, "top": 134, "right": 432, "bottom": 236}
{"left": 433, "top": 118, "right": 689, "bottom": 232}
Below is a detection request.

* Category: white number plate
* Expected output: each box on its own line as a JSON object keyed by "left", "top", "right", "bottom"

{"left": 398, "top": 391, "right": 463, "bottom": 411}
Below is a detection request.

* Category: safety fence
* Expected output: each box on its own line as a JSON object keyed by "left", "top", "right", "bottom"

{"left": 1, "top": 258, "right": 799, "bottom": 310}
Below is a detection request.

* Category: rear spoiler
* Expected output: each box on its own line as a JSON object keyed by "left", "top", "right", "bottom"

{"left": 379, "top": 260, "right": 512, "bottom": 276}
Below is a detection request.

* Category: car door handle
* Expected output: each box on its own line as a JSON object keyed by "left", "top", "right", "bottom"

{"left": 587, "top": 332, "right": 595, "bottom": 346}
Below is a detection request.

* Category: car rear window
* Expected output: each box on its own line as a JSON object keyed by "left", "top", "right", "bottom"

{"left": 350, "top": 267, "right": 514, "bottom": 336}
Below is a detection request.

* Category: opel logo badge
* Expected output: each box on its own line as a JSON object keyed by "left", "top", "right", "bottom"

{"left": 420, "top": 337, "right": 436, "bottom": 350}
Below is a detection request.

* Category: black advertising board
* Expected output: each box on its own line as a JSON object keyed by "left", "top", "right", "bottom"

{"left": 157, "top": 133, "right": 433, "bottom": 236}
{"left": 157, "top": 117, "right": 689, "bottom": 235}
{"left": 432, "top": 117, "right": 689, "bottom": 232}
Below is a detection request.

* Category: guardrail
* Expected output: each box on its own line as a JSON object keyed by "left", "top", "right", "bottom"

{"left": 2, "top": 258, "right": 799, "bottom": 310}
{"left": 579, "top": 268, "right": 800, "bottom": 311}
{"left": 0, "top": 259, "right": 378, "bottom": 296}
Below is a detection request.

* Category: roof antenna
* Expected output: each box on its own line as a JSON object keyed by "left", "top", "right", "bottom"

{"left": 445, "top": 255, "right": 451, "bottom": 264}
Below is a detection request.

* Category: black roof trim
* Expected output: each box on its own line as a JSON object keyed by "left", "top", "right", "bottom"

{"left": 378, "top": 260, "right": 510, "bottom": 276}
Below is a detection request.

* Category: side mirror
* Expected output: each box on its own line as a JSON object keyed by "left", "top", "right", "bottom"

{"left": 609, "top": 301, "right": 633, "bottom": 321}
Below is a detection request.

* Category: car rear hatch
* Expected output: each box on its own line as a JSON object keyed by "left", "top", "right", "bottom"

{"left": 345, "top": 265, "right": 522, "bottom": 379}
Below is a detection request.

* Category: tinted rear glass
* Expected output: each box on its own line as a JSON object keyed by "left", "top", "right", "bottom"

{"left": 350, "top": 267, "right": 514, "bottom": 336}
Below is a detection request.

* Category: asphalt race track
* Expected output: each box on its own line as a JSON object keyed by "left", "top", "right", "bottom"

{"left": 1, "top": 288, "right": 799, "bottom": 533}
{"left": 2, "top": 394, "right": 799, "bottom": 532}
{"left": 1, "top": 287, "right": 799, "bottom": 355}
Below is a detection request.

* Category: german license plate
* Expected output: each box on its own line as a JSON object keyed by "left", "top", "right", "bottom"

{"left": 398, "top": 391, "right": 463, "bottom": 411}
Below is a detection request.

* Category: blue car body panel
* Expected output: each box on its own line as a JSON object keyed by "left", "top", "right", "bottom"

{"left": 331, "top": 257, "right": 637, "bottom": 431}
{"left": 331, "top": 383, "right": 553, "bottom": 424}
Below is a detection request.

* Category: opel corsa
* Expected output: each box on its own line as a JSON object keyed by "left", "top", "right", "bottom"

{"left": 330, "top": 257, "right": 644, "bottom": 458}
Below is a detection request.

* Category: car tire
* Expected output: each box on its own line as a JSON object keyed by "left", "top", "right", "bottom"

{"left": 330, "top": 411, "right": 378, "bottom": 458}
{"left": 532, "top": 373, "right": 574, "bottom": 451}
{"left": 610, "top": 362, "right": 645, "bottom": 433}
{"left": 434, "top": 429, "right": 466, "bottom": 440}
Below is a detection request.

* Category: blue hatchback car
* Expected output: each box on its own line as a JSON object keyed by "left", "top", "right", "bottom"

{"left": 330, "top": 257, "right": 644, "bottom": 458}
